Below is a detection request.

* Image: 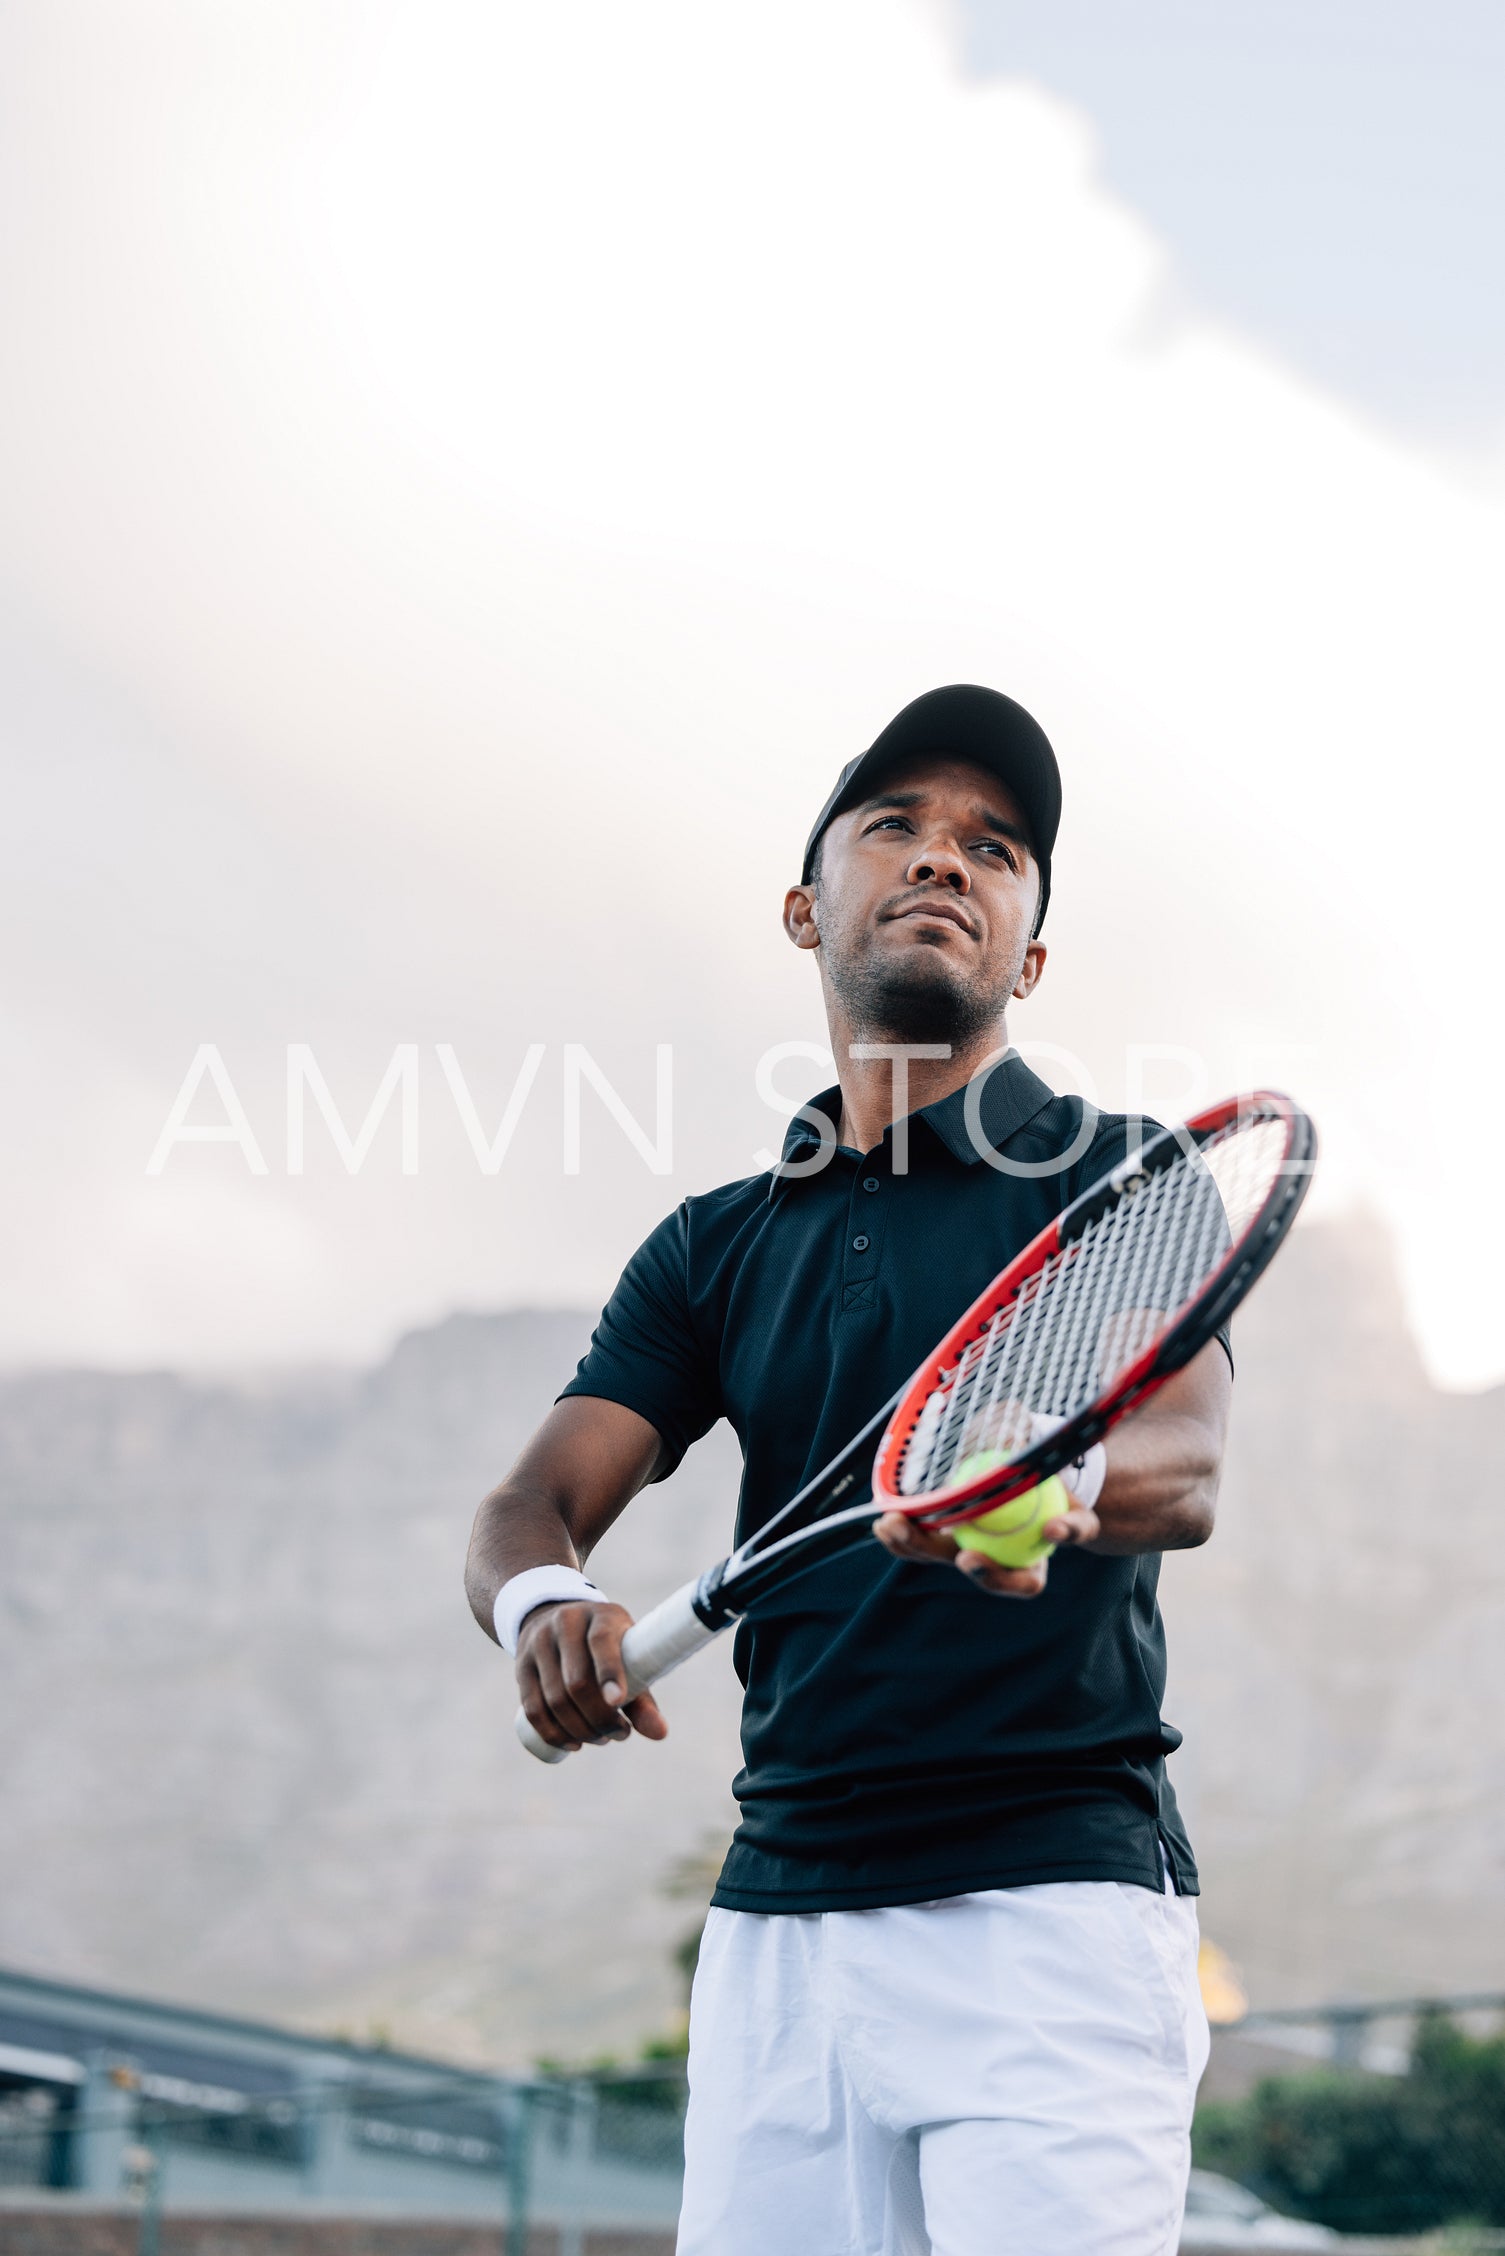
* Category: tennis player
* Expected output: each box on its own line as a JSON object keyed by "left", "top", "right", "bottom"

{"left": 467, "top": 684, "right": 1231, "bottom": 2255}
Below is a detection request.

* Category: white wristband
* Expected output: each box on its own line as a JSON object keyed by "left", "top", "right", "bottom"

{"left": 1027, "top": 1413, "right": 1107, "bottom": 1512}
{"left": 494, "top": 1565, "right": 604, "bottom": 1656}
{"left": 1060, "top": 1441, "right": 1107, "bottom": 1512}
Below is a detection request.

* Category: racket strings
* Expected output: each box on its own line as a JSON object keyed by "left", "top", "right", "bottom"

{"left": 896, "top": 1113, "right": 1284, "bottom": 1500}
{"left": 919, "top": 1246, "right": 1059, "bottom": 1489}
{"left": 1205, "top": 1114, "right": 1287, "bottom": 1237}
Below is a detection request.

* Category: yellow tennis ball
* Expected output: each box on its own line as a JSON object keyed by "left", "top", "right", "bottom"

{"left": 950, "top": 1465, "right": 1070, "bottom": 1569}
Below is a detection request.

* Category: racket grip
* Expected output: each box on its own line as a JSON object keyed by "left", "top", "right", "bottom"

{"left": 513, "top": 1577, "right": 720, "bottom": 1764}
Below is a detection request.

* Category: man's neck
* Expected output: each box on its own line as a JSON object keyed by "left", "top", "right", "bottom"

{"left": 830, "top": 1018, "right": 1010, "bottom": 1155}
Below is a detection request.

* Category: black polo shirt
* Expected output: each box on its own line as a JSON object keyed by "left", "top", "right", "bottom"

{"left": 560, "top": 1054, "right": 1214, "bottom": 1912}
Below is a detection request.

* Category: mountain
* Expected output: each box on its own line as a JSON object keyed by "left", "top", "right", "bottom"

{"left": 0, "top": 1310, "right": 747, "bottom": 2067}
{"left": 1160, "top": 1218, "right": 1505, "bottom": 2010}
{"left": 2, "top": 1221, "right": 1502, "bottom": 2066}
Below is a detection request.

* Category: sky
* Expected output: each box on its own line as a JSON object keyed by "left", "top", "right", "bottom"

{"left": 2, "top": 0, "right": 1503, "bottom": 1385}
{"left": 959, "top": 0, "right": 1505, "bottom": 437}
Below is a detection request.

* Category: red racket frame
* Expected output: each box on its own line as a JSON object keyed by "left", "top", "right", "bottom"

{"left": 870, "top": 1090, "right": 1313, "bottom": 1532}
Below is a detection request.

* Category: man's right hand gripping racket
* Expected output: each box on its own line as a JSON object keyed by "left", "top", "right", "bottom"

{"left": 517, "top": 1090, "right": 1315, "bottom": 1762}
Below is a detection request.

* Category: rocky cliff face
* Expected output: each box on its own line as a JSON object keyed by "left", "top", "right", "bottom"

{"left": 1160, "top": 1219, "right": 1505, "bottom": 2011}
{"left": 2, "top": 1222, "right": 1501, "bottom": 2065}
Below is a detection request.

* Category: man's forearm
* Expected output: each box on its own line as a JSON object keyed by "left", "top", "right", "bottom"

{"left": 465, "top": 1395, "right": 670, "bottom": 1645}
{"left": 464, "top": 1480, "right": 586, "bottom": 1643}
{"left": 467, "top": 1397, "right": 673, "bottom": 1752}
{"left": 1088, "top": 1410, "right": 1222, "bottom": 1555}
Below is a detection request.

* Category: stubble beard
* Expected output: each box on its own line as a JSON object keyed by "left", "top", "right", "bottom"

{"left": 823, "top": 926, "right": 1018, "bottom": 1052}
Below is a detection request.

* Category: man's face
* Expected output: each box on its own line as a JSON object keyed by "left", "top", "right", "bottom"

{"left": 786, "top": 755, "right": 1046, "bottom": 1047}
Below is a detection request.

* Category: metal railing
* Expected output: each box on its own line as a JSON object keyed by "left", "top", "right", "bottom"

{"left": 0, "top": 2059, "right": 688, "bottom": 2250}
{"left": 3, "top": 2001, "right": 1503, "bottom": 2248}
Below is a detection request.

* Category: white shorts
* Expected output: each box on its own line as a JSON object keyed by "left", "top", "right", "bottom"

{"left": 677, "top": 1872, "right": 1210, "bottom": 2256}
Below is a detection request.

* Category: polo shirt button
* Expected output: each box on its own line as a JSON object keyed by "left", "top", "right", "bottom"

{"left": 852, "top": 1234, "right": 870, "bottom": 1253}
{"left": 862, "top": 1177, "right": 880, "bottom": 1193}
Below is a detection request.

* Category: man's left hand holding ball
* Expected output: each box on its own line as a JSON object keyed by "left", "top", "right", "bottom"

{"left": 873, "top": 1438, "right": 1107, "bottom": 1599}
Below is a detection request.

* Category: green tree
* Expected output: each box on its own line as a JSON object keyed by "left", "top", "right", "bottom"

{"left": 1193, "top": 2013, "right": 1505, "bottom": 2236}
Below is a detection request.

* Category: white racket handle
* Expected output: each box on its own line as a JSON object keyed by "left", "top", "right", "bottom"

{"left": 514, "top": 1577, "right": 721, "bottom": 1763}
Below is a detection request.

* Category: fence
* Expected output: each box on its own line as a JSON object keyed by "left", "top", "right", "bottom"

{"left": 4, "top": 2001, "right": 1504, "bottom": 2250}
{"left": 0, "top": 2060, "right": 686, "bottom": 2253}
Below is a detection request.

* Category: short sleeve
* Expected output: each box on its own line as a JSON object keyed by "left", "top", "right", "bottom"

{"left": 557, "top": 1205, "right": 723, "bottom": 1477}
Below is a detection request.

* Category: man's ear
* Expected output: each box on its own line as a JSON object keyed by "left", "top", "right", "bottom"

{"left": 1012, "top": 939, "right": 1046, "bottom": 1001}
{"left": 784, "top": 885, "right": 821, "bottom": 951}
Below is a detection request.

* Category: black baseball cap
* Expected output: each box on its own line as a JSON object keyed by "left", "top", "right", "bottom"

{"left": 801, "top": 684, "right": 1062, "bottom": 929}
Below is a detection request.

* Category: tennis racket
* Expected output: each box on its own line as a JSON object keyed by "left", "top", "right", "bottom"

{"left": 517, "top": 1089, "right": 1315, "bottom": 1762}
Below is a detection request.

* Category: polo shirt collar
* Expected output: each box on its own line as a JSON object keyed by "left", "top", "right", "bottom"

{"left": 919, "top": 1051, "right": 1058, "bottom": 1163}
{"left": 770, "top": 1051, "right": 1058, "bottom": 1192}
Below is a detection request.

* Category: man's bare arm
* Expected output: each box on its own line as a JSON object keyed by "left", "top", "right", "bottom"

{"left": 874, "top": 1338, "right": 1232, "bottom": 1597}
{"left": 465, "top": 1396, "right": 671, "bottom": 1755}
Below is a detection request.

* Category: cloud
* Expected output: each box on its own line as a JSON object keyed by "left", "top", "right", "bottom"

{"left": 1, "top": 0, "right": 1501, "bottom": 1381}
